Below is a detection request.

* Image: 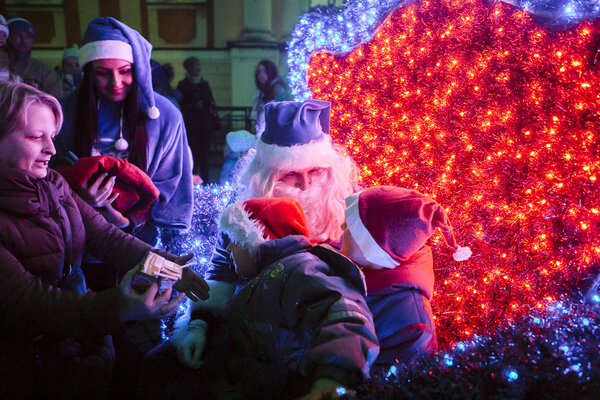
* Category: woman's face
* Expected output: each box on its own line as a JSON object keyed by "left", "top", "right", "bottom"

{"left": 8, "top": 31, "right": 34, "bottom": 54}
{"left": 92, "top": 58, "right": 133, "bottom": 102}
{"left": 256, "top": 64, "right": 268, "bottom": 85}
{"left": 0, "top": 104, "right": 56, "bottom": 178}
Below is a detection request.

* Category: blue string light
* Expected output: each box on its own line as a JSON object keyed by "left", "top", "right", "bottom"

{"left": 506, "top": 370, "right": 519, "bottom": 382}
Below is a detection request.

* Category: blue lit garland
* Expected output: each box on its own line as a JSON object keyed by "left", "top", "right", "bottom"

{"left": 158, "top": 182, "right": 238, "bottom": 340}
{"left": 362, "top": 293, "right": 600, "bottom": 399}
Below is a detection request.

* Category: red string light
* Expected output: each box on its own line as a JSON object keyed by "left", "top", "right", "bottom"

{"left": 308, "top": 0, "right": 600, "bottom": 347}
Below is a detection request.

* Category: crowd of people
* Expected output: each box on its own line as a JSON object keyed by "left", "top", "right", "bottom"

{"left": 0, "top": 15, "right": 471, "bottom": 400}
{"left": 0, "top": 15, "right": 293, "bottom": 186}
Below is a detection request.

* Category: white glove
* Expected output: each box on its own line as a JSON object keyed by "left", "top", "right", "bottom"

{"left": 176, "top": 319, "right": 208, "bottom": 369}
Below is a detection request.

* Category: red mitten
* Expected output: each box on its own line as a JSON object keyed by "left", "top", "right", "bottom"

{"left": 56, "top": 156, "right": 160, "bottom": 228}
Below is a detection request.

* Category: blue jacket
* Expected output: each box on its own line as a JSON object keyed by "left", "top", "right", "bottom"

{"left": 227, "top": 235, "right": 379, "bottom": 390}
{"left": 208, "top": 231, "right": 435, "bottom": 368}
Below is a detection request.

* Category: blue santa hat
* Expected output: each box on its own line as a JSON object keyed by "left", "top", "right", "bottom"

{"left": 78, "top": 17, "right": 159, "bottom": 119}
{"left": 254, "top": 100, "right": 336, "bottom": 171}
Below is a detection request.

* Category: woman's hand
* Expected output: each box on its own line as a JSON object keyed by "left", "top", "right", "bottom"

{"left": 102, "top": 203, "right": 130, "bottom": 228}
{"left": 78, "top": 172, "right": 118, "bottom": 208}
{"left": 172, "top": 253, "right": 210, "bottom": 302}
{"left": 119, "top": 263, "right": 185, "bottom": 322}
{"left": 78, "top": 173, "right": 130, "bottom": 228}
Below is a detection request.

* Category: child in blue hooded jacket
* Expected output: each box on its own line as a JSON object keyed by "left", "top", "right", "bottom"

{"left": 214, "top": 197, "right": 379, "bottom": 399}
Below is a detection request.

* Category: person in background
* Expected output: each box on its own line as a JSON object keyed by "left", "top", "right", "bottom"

{"left": 250, "top": 59, "right": 291, "bottom": 123}
{"left": 60, "top": 44, "right": 81, "bottom": 98}
{"left": 0, "top": 15, "right": 11, "bottom": 82}
{"left": 5, "top": 17, "right": 62, "bottom": 98}
{"left": 177, "top": 56, "right": 219, "bottom": 184}
{"left": 219, "top": 129, "right": 256, "bottom": 185}
{"left": 0, "top": 15, "right": 7, "bottom": 47}
{"left": 162, "top": 63, "right": 181, "bottom": 103}
{"left": 150, "top": 59, "right": 179, "bottom": 108}
{"left": 0, "top": 80, "right": 209, "bottom": 399}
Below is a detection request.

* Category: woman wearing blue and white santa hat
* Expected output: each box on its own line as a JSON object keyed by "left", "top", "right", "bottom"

{"left": 55, "top": 17, "right": 193, "bottom": 248}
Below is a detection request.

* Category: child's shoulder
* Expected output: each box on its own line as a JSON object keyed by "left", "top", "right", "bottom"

{"left": 307, "top": 244, "right": 367, "bottom": 295}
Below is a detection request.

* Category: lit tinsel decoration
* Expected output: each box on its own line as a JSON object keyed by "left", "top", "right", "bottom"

{"left": 288, "top": 0, "right": 600, "bottom": 100}
{"left": 360, "top": 294, "right": 600, "bottom": 399}
{"left": 157, "top": 183, "right": 237, "bottom": 339}
{"left": 160, "top": 183, "right": 236, "bottom": 276}
{"left": 302, "top": 0, "right": 600, "bottom": 347}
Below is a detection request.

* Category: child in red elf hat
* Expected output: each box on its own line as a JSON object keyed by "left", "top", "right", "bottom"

{"left": 189, "top": 197, "right": 379, "bottom": 399}
{"left": 340, "top": 185, "right": 471, "bottom": 370}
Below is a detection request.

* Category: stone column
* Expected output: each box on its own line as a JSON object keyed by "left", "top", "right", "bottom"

{"left": 239, "top": 0, "right": 275, "bottom": 42}
{"left": 78, "top": 0, "right": 100, "bottom": 36}
{"left": 280, "top": 0, "right": 310, "bottom": 41}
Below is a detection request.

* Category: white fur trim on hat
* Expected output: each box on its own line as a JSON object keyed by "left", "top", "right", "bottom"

{"left": 254, "top": 134, "right": 338, "bottom": 172}
{"left": 220, "top": 202, "right": 268, "bottom": 254}
{"left": 344, "top": 192, "right": 399, "bottom": 269}
{"left": 78, "top": 39, "right": 134, "bottom": 67}
{"left": 453, "top": 246, "right": 472, "bottom": 261}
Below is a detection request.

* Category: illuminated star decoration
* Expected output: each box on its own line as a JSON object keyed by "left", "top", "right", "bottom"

{"left": 293, "top": 0, "right": 600, "bottom": 347}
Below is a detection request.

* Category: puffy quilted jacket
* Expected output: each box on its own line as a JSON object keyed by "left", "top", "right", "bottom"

{"left": 0, "top": 165, "right": 152, "bottom": 397}
{"left": 227, "top": 235, "right": 379, "bottom": 395}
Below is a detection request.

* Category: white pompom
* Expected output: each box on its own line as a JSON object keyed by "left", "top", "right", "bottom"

{"left": 114, "top": 137, "right": 129, "bottom": 151}
{"left": 147, "top": 106, "right": 160, "bottom": 119}
{"left": 453, "top": 246, "right": 472, "bottom": 261}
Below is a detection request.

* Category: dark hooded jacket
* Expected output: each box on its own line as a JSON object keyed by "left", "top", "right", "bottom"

{"left": 227, "top": 235, "right": 379, "bottom": 397}
{"left": 0, "top": 165, "right": 152, "bottom": 396}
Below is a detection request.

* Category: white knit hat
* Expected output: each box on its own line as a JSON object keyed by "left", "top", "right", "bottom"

{"left": 226, "top": 130, "right": 256, "bottom": 153}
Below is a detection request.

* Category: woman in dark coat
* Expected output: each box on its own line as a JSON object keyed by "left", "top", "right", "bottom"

{"left": 177, "top": 56, "right": 218, "bottom": 183}
{"left": 0, "top": 81, "right": 209, "bottom": 399}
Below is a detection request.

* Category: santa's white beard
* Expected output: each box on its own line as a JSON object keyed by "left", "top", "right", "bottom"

{"left": 272, "top": 177, "right": 344, "bottom": 243}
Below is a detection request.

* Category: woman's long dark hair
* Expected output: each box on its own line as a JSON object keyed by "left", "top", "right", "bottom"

{"left": 72, "top": 63, "right": 149, "bottom": 169}
{"left": 255, "top": 59, "right": 280, "bottom": 102}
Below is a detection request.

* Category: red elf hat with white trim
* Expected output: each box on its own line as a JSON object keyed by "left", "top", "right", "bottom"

{"left": 345, "top": 186, "right": 471, "bottom": 268}
{"left": 220, "top": 197, "right": 310, "bottom": 255}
